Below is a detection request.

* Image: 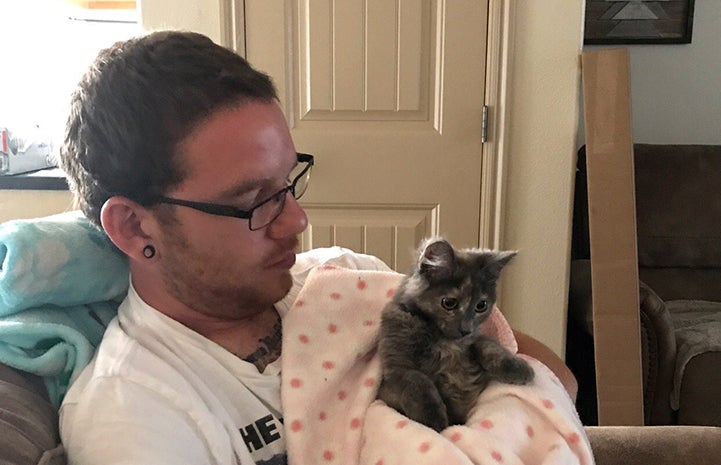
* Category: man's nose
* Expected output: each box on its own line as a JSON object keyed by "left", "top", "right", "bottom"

{"left": 268, "top": 193, "right": 308, "bottom": 238}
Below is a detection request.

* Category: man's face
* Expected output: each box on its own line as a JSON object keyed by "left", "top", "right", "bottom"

{"left": 154, "top": 100, "right": 308, "bottom": 319}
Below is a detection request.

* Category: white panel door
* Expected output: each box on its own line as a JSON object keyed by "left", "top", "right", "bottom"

{"left": 245, "top": 0, "right": 488, "bottom": 271}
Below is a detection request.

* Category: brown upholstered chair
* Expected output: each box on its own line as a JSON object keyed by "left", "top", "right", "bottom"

{"left": 568, "top": 144, "right": 721, "bottom": 426}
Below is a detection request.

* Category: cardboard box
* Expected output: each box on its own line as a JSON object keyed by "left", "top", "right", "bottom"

{"left": 581, "top": 48, "right": 644, "bottom": 425}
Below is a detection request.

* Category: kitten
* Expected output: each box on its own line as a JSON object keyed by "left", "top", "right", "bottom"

{"left": 377, "top": 238, "right": 534, "bottom": 432}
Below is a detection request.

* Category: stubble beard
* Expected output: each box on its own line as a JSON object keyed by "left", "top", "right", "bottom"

{"left": 159, "top": 236, "right": 294, "bottom": 320}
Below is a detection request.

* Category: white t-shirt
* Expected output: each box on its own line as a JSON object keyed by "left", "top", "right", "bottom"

{"left": 60, "top": 247, "right": 391, "bottom": 465}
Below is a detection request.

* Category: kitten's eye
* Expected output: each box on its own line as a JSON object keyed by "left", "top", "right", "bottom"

{"left": 441, "top": 297, "right": 458, "bottom": 310}
{"left": 475, "top": 300, "right": 489, "bottom": 313}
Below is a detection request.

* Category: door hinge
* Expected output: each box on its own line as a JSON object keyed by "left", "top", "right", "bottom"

{"left": 481, "top": 105, "right": 489, "bottom": 143}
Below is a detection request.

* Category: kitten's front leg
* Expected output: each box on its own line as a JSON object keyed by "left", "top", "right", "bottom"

{"left": 378, "top": 370, "right": 449, "bottom": 432}
{"left": 472, "top": 336, "right": 535, "bottom": 385}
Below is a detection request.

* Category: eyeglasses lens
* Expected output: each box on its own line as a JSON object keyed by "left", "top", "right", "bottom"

{"left": 249, "top": 191, "right": 286, "bottom": 230}
{"left": 292, "top": 166, "right": 311, "bottom": 200}
{"left": 249, "top": 160, "right": 312, "bottom": 230}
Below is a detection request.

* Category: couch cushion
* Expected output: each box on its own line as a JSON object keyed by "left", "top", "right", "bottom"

{"left": 634, "top": 144, "right": 721, "bottom": 268}
{"left": 639, "top": 267, "right": 721, "bottom": 301}
{"left": 586, "top": 426, "right": 721, "bottom": 465}
{"left": 678, "top": 351, "right": 721, "bottom": 426}
{"left": 668, "top": 300, "right": 721, "bottom": 418}
{"left": 0, "top": 363, "right": 65, "bottom": 465}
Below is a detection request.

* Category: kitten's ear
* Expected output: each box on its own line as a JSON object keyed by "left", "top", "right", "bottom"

{"left": 483, "top": 250, "right": 517, "bottom": 279}
{"left": 418, "top": 238, "right": 456, "bottom": 279}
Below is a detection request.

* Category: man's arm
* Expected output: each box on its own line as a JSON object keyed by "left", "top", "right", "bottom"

{"left": 513, "top": 329, "right": 579, "bottom": 402}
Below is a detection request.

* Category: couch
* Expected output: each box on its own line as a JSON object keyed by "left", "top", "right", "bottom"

{"left": 0, "top": 363, "right": 65, "bottom": 465}
{"left": 2, "top": 359, "right": 721, "bottom": 465}
{"left": 567, "top": 144, "right": 721, "bottom": 426}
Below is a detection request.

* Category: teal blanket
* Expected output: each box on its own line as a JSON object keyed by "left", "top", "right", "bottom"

{"left": 0, "top": 211, "right": 129, "bottom": 406}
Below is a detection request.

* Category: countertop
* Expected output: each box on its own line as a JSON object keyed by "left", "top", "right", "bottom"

{"left": 0, "top": 168, "right": 69, "bottom": 190}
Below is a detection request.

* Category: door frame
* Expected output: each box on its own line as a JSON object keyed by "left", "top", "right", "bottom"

{"left": 222, "top": 0, "right": 514, "bottom": 250}
{"left": 479, "top": 0, "right": 514, "bottom": 250}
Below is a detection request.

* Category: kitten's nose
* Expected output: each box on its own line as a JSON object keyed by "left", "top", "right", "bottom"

{"left": 460, "top": 319, "right": 474, "bottom": 336}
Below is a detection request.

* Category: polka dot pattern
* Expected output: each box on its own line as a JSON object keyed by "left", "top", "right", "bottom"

{"left": 281, "top": 266, "right": 592, "bottom": 465}
{"left": 282, "top": 268, "right": 403, "bottom": 465}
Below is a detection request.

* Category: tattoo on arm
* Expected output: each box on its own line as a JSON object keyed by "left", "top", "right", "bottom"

{"left": 244, "top": 319, "right": 283, "bottom": 372}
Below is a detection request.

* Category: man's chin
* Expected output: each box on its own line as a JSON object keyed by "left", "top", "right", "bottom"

{"left": 269, "top": 270, "right": 294, "bottom": 303}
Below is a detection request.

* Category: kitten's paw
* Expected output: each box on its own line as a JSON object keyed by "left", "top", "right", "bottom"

{"left": 402, "top": 395, "right": 449, "bottom": 432}
{"left": 499, "top": 356, "right": 535, "bottom": 385}
{"left": 411, "top": 410, "right": 449, "bottom": 433}
{"left": 428, "top": 415, "right": 450, "bottom": 433}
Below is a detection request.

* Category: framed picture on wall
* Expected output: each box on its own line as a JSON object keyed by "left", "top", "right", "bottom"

{"left": 584, "top": 0, "right": 695, "bottom": 44}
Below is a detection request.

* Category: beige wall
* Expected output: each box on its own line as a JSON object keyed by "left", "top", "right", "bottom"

{"left": 582, "top": 1, "right": 721, "bottom": 145}
{"left": 498, "top": 2, "right": 584, "bottom": 356}
{"left": 140, "top": 0, "right": 224, "bottom": 43}
{"left": 0, "top": 190, "right": 75, "bottom": 223}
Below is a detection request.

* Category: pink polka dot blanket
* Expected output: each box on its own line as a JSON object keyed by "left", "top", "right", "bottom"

{"left": 281, "top": 266, "right": 594, "bottom": 465}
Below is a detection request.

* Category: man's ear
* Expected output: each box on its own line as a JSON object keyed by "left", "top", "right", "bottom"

{"left": 100, "top": 196, "right": 157, "bottom": 261}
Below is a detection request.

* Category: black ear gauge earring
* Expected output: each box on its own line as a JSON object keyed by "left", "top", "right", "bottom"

{"left": 142, "top": 245, "right": 156, "bottom": 259}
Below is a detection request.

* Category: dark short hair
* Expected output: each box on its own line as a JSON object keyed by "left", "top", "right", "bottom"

{"left": 60, "top": 30, "right": 278, "bottom": 228}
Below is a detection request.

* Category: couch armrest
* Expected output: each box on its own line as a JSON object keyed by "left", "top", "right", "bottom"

{"left": 638, "top": 282, "right": 677, "bottom": 425}
{"left": 586, "top": 426, "right": 721, "bottom": 465}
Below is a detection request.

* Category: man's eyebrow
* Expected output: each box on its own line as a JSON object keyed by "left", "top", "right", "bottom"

{"left": 215, "top": 177, "right": 268, "bottom": 200}
{"left": 215, "top": 158, "right": 298, "bottom": 200}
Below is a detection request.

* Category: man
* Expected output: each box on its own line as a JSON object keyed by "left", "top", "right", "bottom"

{"left": 59, "top": 30, "right": 576, "bottom": 464}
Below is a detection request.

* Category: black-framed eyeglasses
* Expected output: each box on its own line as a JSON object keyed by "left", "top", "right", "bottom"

{"left": 156, "top": 153, "right": 314, "bottom": 231}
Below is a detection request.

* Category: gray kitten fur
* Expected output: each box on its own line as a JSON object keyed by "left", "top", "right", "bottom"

{"left": 377, "top": 238, "right": 534, "bottom": 432}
